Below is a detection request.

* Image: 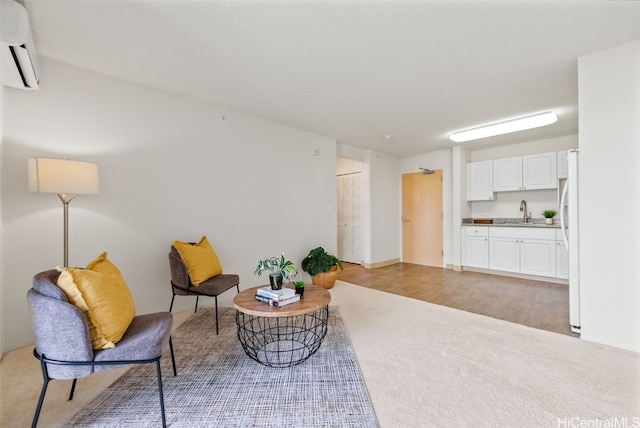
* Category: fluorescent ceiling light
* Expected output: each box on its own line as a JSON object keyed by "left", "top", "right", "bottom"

{"left": 449, "top": 111, "right": 558, "bottom": 143}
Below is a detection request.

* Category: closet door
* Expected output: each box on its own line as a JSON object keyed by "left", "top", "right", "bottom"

{"left": 337, "top": 174, "right": 361, "bottom": 263}
{"left": 351, "top": 175, "right": 361, "bottom": 263}
{"left": 338, "top": 176, "right": 353, "bottom": 262}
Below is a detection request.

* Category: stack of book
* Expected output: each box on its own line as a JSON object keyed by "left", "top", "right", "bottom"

{"left": 254, "top": 286, "right": 300, "bottom": 307}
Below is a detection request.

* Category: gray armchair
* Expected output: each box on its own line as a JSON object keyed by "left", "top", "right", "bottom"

{"left": 27, "top": 269, "right": 176, "bottom": 428}
{"left": 168, "top": 245, "right": 240, "bottom": 334}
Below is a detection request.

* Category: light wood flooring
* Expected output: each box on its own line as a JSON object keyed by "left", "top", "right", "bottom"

{"left": 338, "top": 262, "right": 576, "bottom": 337}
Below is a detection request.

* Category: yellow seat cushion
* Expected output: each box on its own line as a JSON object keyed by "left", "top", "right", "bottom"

{"left": 172, "top": 236, "right": 223, "bottom": 286}
{"left": 57, "top": 252, "right": 136, "bottom": 350}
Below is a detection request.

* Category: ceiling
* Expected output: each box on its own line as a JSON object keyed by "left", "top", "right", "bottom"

{"left": 21, "top": 0, "right": 640, "bottom": 157}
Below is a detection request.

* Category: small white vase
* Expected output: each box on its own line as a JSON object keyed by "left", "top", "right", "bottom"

{"left": 545, "top": 218, "right": 553, "bottom": 225}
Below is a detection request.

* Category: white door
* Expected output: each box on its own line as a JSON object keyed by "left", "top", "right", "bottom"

{"left": 337, "top": 174, "right": 362, "bottom": 263}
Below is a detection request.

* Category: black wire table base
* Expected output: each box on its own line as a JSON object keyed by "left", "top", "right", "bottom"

{"left": 235, "top": 306, "right": 329, "bottom": 368}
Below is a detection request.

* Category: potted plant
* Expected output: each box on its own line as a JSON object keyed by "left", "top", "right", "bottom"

{"left": 254, "top": 253, "right": 298, "bottom": 290}
{"left": 542, "top": 209, "right": 557, "bottom": 225}
{"left": 301, "top": 246, "right": 343, "bottom": 289}
{"left": 293, "top": 280, "right": 305, "bottom": 297}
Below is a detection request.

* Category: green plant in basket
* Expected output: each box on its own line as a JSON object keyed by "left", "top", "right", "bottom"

{"left": 301, "top": 247, "right": 343, "bottom": 276}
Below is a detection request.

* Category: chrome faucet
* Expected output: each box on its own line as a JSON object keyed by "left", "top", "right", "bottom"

{"left": 519, "top": 200, "right": 531, "bottom": 223}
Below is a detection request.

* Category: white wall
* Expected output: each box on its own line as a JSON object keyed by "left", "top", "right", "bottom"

{"left": 452, "top": 146, "right": 471, "bottom": 269}
{"left": 577, "top": 39, "right": 640, "bottom": 352}
{"left": 400, "top": 149, "right": 452, "bottom": 267}
{"left": 366, "top": 150, "right": 400, "bottom": 265}
{"left": 0, "top": 59, "right": 337, "bottom": 355}
{"left": 337, "top": 157, "right": 363, "bottom": 175}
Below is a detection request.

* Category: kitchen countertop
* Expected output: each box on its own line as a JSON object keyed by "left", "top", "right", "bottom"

{"left": 462, "top": 218, "right": 561, "bottom": 228}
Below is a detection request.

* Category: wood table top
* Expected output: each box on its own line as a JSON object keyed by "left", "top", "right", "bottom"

{"left": 233, "top": 284, "right": 331, "bottom": 317}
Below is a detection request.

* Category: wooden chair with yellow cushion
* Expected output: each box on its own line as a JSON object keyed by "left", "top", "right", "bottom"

{"left": 27, "top": 253, "right": 176, "bottom": 428}
{"left": 169, "top": 236, "right": 240, "bottom": 334}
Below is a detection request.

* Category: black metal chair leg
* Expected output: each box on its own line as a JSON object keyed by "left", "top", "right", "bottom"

{"left": 194, "top": 295, "right": 199, "bottom": 313}
{"left": 68, "top": 378, "right": 78, "bottom": 400}
{"left": 215, "top": 296, "right": 219, "bottom": 335}
{"left": 169, "top": 336, "right": 177, "bottom": 376}
{"left": 155, "top": 359, "right": 167, "bottom": 428}
{"left": 169, "top": 293, "right": 176, "bottom": 312}
{"left": 32, "top": 358, "right": 50, "bottom": 428}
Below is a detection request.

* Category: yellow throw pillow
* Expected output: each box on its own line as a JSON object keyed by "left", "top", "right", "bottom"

{"left": 57, "top": 252, "right": 136, "bottom": 350}
{"left": 172, "top": 236, "right": 223, "bottom": 286}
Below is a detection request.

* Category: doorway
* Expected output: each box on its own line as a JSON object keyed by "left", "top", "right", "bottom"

{"left": 402, "top": 170, "right": 443, "bottom": 267}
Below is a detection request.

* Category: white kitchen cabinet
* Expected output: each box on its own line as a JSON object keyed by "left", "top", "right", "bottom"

{"left": 489, "top": 237, "right": 520, "bottom": 272}
{"left": 522, "top": 152, "right": 557, "bottom": 190}
{"left": 492, "top": 152, "right": 557, "bottom": 192}
{"left": 557, "top": 150, "right": 569, "bottom": 180}
{"left": 520, "top": 239, "right": 556, "bottom": 277}
{"left": 492, "top": 156, "right": 522, "bottom": 192}
{"left": 466, "top": 161, "right": 494, "bottom": 201}
{"left": 488, "top": 227, "right": 556, "bottom": 278}
{"left": 463, "top": 227, "right": 489, "bottom": 269}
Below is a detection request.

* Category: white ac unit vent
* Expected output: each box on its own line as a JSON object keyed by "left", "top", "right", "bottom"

{"left": 1, "top": 0, "right": 40, "bottom": 90}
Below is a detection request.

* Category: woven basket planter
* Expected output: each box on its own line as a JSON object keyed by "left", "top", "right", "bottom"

{"left": 310, "top": 265, "right": 339, "bottom": 289}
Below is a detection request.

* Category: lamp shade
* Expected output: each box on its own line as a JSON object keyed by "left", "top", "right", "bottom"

{"left": 28, "top": 157, "right": 99, "bottom": 194}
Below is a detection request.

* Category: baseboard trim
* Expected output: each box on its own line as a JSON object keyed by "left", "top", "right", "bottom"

{"left": 363, "top": 258, "right": 400, "bottom": 269}
{"left": 462, "top": 266, "right": 569, "bottom": 285}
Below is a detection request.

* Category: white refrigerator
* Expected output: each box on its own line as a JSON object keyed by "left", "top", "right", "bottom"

{"left": 560, "top": 149, "right": 580, "bottom": 333}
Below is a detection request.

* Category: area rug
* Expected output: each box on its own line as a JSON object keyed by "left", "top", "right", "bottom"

{"left": 66, "top": 307, "right": 378, "bottom": 427}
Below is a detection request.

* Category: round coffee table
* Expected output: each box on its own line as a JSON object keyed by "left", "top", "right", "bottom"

{"left": 233, "top": 284, "right": 331, "bottom": 368}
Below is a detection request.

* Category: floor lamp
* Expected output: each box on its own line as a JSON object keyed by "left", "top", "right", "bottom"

{"left": 28, "top": 157, "right": 100, "bottom": 267}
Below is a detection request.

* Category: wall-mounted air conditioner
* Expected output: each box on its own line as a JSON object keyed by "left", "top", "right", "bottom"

{"left": 1, "top": 0, "right": 40, "bottom": 90}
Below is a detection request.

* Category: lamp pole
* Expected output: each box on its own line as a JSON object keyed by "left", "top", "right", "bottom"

{"left": 57, "top": 193, "right": 76, "bottom": 267}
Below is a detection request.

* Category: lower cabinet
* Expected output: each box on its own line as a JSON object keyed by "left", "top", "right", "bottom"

{"left": 489, "top": 237, "right": 520, "bottom": 273}
{"left": 463, "top": 227, "right": 489, "bottom": 269}
{"left": 519, "top": 239, "right": 556, "bottom": 277}
{"left": 464, "top": 226, "right": 559, "bottom": 279}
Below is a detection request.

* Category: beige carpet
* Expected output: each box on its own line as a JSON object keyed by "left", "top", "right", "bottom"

{"left": 2, "top": 280, "right": 639, "bottom": 427}
{"left": 330, "top": 281, "right": 640, "bottom": 427}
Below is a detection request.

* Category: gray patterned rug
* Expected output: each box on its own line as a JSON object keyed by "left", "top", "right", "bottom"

{"left": 66, "top": 307, "right": 378, "bottom": 427}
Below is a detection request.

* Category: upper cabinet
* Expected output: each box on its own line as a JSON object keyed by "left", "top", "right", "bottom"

{"left": 523, "top": 152, "right": 557, "bottom": 190}
{"left": 492, "top": 156, "right": 522, "bottom": 191}
{"left": 492, "top": 152, "right": 557, "bottom": 192}
{"left": 467, "top": 160, "right": 494, "bottom": 201}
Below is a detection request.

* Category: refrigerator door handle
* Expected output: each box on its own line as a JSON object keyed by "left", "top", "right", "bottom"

{"left": 560, "top": 179, "right": 569, "bottom": 249}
